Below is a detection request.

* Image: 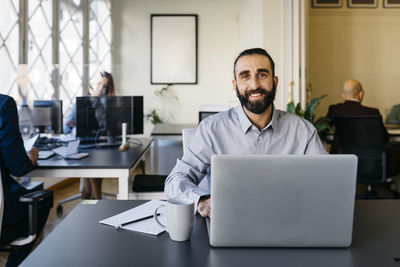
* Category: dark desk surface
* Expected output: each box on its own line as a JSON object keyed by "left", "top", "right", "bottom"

{"left": 21, "top": 200, "right": 400, "bottom": 267}
{"left": 36, "top": 138, "right": 152, "bottom": 169}
{"left": 151, "top": 123, "right": 197, "bottom": 136}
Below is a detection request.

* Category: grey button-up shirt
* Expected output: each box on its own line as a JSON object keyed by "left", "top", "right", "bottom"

{"left": 165, "top": 105, "right": 327, "bottom": 208}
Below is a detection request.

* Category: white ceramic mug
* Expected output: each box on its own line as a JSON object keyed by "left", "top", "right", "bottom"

{"left": 154, "top": 198, "right": 194, "bottom": 242}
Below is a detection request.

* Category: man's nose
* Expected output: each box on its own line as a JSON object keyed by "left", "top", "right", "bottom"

{"left": 249, "top": 76, "right": 260, "bottom": 89}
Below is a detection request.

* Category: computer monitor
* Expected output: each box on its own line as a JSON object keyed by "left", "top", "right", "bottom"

{"left": 198, "top": 105, "right": 230, "bottom": 123}
{"left": 32, "top": 100, "right": 63, "bottom": 134}
{"left": 199, "top": 111, "right": 219, "bottom": 123}
{"left": 76, "top": 96, "right": 143, "bottom": 140}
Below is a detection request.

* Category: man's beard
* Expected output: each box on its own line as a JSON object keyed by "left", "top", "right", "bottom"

{"left": 236, "top": 82, "right": 277, "bottom": 114}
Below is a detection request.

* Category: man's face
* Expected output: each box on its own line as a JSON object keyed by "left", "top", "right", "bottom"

{"left": 233, "top": 54, "right": 278, "bottom": 114}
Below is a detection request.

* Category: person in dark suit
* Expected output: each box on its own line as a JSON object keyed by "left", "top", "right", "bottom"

{"left": 0, "top": 94, "right": 53, "bottom": 267}
{"left": 327, "top": 80, "right": 399, "bottom": 180}
{"left": 327, "top": 79, "right": 381, "bottom": 118}
{"left": 327, "top": 79, "right": 386, "bottom": 154}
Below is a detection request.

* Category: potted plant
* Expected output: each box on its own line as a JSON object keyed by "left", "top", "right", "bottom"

{"left": 146, "top": 84, "right": 179, "bottom": 125}
{"left": 286, "top": 95, "right": 332, "bottom": 141}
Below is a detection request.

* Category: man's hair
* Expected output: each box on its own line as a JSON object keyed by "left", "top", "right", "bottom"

{"left": 233, "top": 48, "right": 275, "bottom": 79}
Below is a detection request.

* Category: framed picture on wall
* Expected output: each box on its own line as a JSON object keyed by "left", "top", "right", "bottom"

{"left": 384, "top": 0, "right": 400, "bottom": 7}
{"left": 348, "top": 0, "right": 377, "bottom": 8}
{"left": 151, "top": 14, "right": 198, "bottom": 84}
{"left": 312, "top": 0, "right": 342, "bottom": 8}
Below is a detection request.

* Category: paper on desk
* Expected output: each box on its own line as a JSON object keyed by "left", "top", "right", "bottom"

{"left": 99, "top": 200, "right": 167, "bottom": 236}
{"left": 52, "top": 140, "right": 88, "bottom": 159}
{"left": 23, "top": 134, "right": 39, "bottom": 151}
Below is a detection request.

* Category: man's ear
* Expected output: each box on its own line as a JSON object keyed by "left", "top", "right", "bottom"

{"left": 341, "top": 92, "right": 346, "bottom": 100}
{"left": 232, "top": 79, "right": 237, "bottom": 91}
{"left": 273, "top": 76, "right": 279, "bottom": 88}
{"left": 358, "top": 90, "right": 364, "bottom": 102}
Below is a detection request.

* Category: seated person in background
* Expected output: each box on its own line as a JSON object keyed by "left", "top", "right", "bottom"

{"left": 164, "top": 48, "right": 327, "bottom": 218}
{"left": 327, "top": 80, "right": 400, "bottom": 179}
{"left": 327, "top": 79, "right": 386, "bottom": 154}
{"left": 327, "top": 79, "right": 381, "bottom": 118}
{"left": 0, "top": 94, "right": 53, "bottom": 267}
{"left": 64, "top": 71, "right": 115, "bottom": 199}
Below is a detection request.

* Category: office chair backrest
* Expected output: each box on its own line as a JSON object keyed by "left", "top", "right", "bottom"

{"left": 182, "top": 128, "right": 197, "bottom": 152}
{"left": 333, "top": 115, "right": 387, "bottom": 184}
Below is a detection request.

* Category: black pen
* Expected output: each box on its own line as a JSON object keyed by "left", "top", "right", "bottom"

{"left": 115, "top": 213, "right": 161, "bottom": 230}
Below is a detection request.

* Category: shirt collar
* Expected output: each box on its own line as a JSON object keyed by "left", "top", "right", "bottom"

{"left": 235, "top": 105, "right": 279, "bottom": 134}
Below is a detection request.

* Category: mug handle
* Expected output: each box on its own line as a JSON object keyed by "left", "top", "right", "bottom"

{"left": 154, "top": 205, "right": 166, "bottom": 229}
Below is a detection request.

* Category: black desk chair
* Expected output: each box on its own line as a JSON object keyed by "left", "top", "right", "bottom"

{"left": 131, "top": 128, "right": 199, "bottom": 199}
{"left": 333, "top": 115, "right": 388, "bottom": 198}
{"left": 131, "top": 174, "right": 167, "bottom": 199}
{"left": 131, "top": 153, "right": 167, "bottom": 199}
{"left": 0, "top": 168, "right": 53, "bottom": 266}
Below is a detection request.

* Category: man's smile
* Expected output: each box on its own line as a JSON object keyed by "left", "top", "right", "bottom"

{"left": 249, "top": 92, "right": 264, "bottom": 99}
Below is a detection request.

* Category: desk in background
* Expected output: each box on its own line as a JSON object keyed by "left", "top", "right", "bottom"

{"left": 28, "top": 138, "right": 152, "bottom": 200}
{"left": 151, "top": 123, "right": 197, "bottom": 174}
{"left": 21, "top": 200, "right": 400, "bottom": 267}
{"left": 387, "top": 124, "right": 400, "bottom": 138}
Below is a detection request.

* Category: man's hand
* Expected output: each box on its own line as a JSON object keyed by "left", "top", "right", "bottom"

{"left": 29, "top": 147, "right": 39, "bottom": 165}
{"left": 198, "top": 197, "right": 211, "bottom": 218}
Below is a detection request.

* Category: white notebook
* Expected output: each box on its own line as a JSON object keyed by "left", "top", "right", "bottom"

{"left": 99, "top": 200, "right": 167, "bottom": 235}
{"left": 52, "top": 140, "right": 89, "bottom": 159}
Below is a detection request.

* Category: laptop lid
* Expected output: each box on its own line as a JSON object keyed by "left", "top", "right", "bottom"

{"left": 210, "top": 155, "right": 357, "bottom": 247}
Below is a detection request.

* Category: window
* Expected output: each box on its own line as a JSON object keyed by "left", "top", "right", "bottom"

{"left": 89, "top": 0, "right": 112, "bottom": 82}
{"left": 59, "top": 0, "right": 84, "bottom": 112}
{"left": 0, "top": 0, "right": 20, "bottom": 101}
{"left": 28, "top": 0, "right": 55, "bottom": 101}
{"left": 0, "top": 0, "right": 112, "bottom": 116}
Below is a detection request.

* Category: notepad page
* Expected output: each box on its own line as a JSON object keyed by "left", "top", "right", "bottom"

{"left": 99, "top": 200, "right": 167, "bottom": 235}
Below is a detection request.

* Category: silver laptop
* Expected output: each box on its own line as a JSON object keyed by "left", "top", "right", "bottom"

{"left": 209, "top": 154, "right": 357, "bottom": 247}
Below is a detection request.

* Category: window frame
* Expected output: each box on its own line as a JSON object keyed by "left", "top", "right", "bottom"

{"left": 1, "top": 0, "right": 112, "bottom": 106}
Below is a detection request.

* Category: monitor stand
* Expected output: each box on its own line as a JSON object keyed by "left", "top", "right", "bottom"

{"left": 95, "top": 136, "right": 121, "bottom": 148}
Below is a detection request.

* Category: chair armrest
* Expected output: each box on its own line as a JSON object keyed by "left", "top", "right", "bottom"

{"left": 19, "top": 190, "right": 53, "bottom": 203}
{"left": 18, "top": 190, "right": 53, "bottom": 237}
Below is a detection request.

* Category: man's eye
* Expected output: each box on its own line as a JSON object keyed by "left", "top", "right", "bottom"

{"left": 259, "top": 73, "right": 267, "bottom": 78}
{"left": 242, "top": 74, "right": 249, "bottom": 79}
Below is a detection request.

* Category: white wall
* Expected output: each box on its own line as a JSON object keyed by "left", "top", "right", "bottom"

{"left": 113, "top": 0, "right": 287, "bottom": 136}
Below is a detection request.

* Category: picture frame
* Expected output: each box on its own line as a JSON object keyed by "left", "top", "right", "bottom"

{"left": 312, "top": 0, "right": 342, "bottom": 8}
{"left": 383, "top": 0, "right": 400, "bottom": 8}
{"left": 348, "top": 0, "right": 377, "bottom": 8}
{"left": 150, "top": 14, "right": 198, "bottom": 85}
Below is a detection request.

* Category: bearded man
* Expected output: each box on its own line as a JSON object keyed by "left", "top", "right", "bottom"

{"left": 164, "top": 48, "right": 327, "bottom": 217}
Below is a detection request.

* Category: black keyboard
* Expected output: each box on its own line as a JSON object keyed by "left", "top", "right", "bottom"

{"left": 34, "top": 137, "right": 64, "bottom": 151}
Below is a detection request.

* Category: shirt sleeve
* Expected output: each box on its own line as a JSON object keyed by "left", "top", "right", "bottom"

{"left": 0, "top": 97, "right": 35, "bottom": 177}
{"left": 164, "top": 122, "right": 214, "bottom": 209}
{"left": 304, "top": 128, "right": 329, "bottom": 155}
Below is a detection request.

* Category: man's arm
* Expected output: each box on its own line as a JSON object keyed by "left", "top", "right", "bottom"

{"left": 0, "top": 96, "right": 35, "bottom": 176}
{"left": 164, "top": 123, "right": 214, "bottom": 212}
{"left": 304, "top": 127, "right": 328, "bottom": 155}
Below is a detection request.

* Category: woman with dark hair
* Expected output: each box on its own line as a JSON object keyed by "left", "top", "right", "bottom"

{"left": 64, "top": 71, "right": 115, "bottom": 199}
{"left": 83, "top": 71, "right": 115, "bottom": 199}
{"left": 93, "top": 71, "right": 115, "bottom": 97}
